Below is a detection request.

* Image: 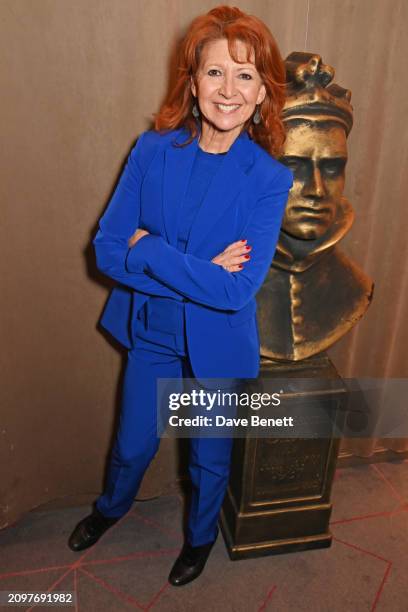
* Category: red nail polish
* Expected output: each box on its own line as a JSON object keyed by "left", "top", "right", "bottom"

{"left": 241, "top": 239, "right": 246, "bottom": 243}
{"left": 245, "top": 255, "right": 250, "bottom": 259}
{"left": 245, "top": 245, "right": 251, "bottom": 250}
{"left": 238, "top": 264, "right": 243, "bottom": 269}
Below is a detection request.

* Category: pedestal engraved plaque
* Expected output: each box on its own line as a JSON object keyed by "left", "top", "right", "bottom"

{"left": 220, "top": 353, "right": 348, "bottom": 559}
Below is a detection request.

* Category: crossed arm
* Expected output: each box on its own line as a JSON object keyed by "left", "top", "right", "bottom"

{"left": 93, "top": 134, "right": 184, "bottom": 300}
{"left": 93, "top": 134, "right": 293, "bottom": 311}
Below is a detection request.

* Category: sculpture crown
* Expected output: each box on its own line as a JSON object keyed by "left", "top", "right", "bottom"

{"left": 283, "top": 52, "right": 353, "bottom": 134}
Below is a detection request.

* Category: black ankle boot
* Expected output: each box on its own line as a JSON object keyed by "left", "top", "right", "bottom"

{"left": 168, "top": 530, "right": 218, "bottom": 586}
{"left": 68, "top": 506, "right": 120, "bottom": 552}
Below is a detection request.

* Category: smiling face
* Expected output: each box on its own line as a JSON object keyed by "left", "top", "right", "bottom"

{"left": 280, "top": 122, "right": 348, "bottom": 240}
{"left": 190, "top": 38, "right": 266, "bottom": 144}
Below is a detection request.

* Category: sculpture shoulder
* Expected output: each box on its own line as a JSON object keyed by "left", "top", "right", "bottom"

{"left": 250, "top": 139, "right": 294, "bottom": 190}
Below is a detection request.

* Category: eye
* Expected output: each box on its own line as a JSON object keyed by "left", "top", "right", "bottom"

{"left": 208, "top": 69, "right": 221, "bottom": 76}
{"left": 281, "top": 157, "right": 302, "bottom": 172}
{"left": 320, "top": 158, "right": 346, "bottom": 177}
{"left": 239, "top": 73, "right": 253, "bottom": 80}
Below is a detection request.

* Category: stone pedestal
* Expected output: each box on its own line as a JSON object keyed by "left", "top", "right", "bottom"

{"left": 220, "top": 353, "right": 348, "bottom": 560}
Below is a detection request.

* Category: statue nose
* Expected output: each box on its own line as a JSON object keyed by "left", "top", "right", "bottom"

{"left": 303, "top": 167, "right": 326, "bottom": 198}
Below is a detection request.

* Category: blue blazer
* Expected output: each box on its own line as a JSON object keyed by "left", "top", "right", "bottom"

{"left": 93, "top": 127, "right": 293, "bottom": 379}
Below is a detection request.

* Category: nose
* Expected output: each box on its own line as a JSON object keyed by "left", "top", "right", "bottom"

{"left": 218, "top": 72, "right": 237, "bottom": 99}
{"left": 302, "top": 166, "right": 326, "bottom": 199}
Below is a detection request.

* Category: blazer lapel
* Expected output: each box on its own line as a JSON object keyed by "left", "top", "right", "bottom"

{"left": 187, "top": 131, "right": 254, "bottom": 254}
{"left": 162, "top": 128, "right": 255, "bottom": 253}
{"left": 162, "top": 129, "right": 198, "bottom": 247}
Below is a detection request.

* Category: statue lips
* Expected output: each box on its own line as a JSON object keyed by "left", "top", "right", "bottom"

{"left": 292, "top": 205, "right": 333, "bottom": 220}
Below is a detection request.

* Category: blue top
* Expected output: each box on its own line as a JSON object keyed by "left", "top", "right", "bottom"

{"left": 177, "top": 146, "right": 226, "bottom": 253}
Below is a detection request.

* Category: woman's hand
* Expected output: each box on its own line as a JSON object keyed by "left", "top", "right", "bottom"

{"left": 128, "top": 228, "right": 150, "bottom": 248}
{"left": 211, "top": 239, "right": 252, "bottom": 272}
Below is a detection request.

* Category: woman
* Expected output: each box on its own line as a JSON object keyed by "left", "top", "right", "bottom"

{"left": 68, "top": 5, "right": 293, "bottom": 586}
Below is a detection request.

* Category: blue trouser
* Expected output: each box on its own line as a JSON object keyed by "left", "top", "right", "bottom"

{"left": 95, "top": 297, "right": 239, "bottom": 547}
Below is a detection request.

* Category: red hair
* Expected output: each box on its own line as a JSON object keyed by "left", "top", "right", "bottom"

{"left": 153, "top": 5, "right": 287, "bottom": 157}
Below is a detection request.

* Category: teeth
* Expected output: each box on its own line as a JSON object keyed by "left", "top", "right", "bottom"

{"left": 217, "top": 104, "right": 240, "bottom": 112}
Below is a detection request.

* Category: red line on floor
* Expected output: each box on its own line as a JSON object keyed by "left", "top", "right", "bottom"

{"left": 0, "top": 564, "right": 73, "bottom": 580}
{"left": 370, "top": 562, "right": 392, "bottom": 612}
{"left": 25, "top": 566, "right": 75, "bottom": 612}
{"left": 73, "top": 569, "right": 79, "bottom": 612}
{"left": 144, "top": 579, "right": 172, "bottom": 610}
{"left": 370, "top": 464, "right": 407, "bottom": 504}
{"left": 79, "top": 565, "right": 145, "bottom": 610}
{"left": 330, "top": 506, "right": 407, "bottom": 525}
{"left": 257, "top": 584, "right": 277, "bottom": 611}
{"left": 332, "top": 535, "right": 391, "bottom": 564}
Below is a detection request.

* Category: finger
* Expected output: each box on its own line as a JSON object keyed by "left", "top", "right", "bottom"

{"left": 213, "top": 245, "right": 251, "bottom": 267}
{"left": 224, "top": 264, "right": 243, "bottom": 272}
{"left": 224, "top": 244, "right": 252, "bottom": 257}
{"left": 128, "top": 233, "right": 142, "bottom": 248}
{"left": 223, "top": 239, "right": 247, "bottom": 253}
{"left": 223, "top": 254, "right": 251, "bottom": 267}
{"left": 228, "top": 247, "right": 252, "bottom": 259}
{"left": 130, "top": 228, "right": 150, "bottom": 246}
{"left": 128, "top": 227, "right": 140, "bottom": 243}
{"left": 214, "top": 248, "right": 250, "bottom": 265}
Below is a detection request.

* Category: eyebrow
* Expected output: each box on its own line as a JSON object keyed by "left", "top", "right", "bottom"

{"left": 284, "top": 155, "right": 347, "bottom": 161}
{"left": 204, "top": 63, "right": 255, "bottom": 70}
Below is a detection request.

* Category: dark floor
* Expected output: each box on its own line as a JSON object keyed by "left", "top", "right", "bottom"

{"left": 1, "top": 460, "right": 408, "bottom": 611}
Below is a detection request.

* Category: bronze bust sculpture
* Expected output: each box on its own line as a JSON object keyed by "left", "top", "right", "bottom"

{"left": 257, "top": 52, "right": 374, "bottom": 361}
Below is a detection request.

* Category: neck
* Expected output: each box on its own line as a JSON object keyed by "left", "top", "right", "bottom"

{"left": 198, "top": 120, "right": 243, "bottom": 153}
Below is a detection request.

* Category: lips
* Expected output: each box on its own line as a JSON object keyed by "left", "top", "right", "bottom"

{"left": 215, "top": 103, "right": 241, "bottom": 113}
{"left": 293, "top": 206, "right": 332, "bottom": 215}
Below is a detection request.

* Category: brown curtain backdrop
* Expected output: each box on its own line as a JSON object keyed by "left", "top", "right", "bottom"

{"left": 1, "top": 0, "right": 407, "bottom": 528}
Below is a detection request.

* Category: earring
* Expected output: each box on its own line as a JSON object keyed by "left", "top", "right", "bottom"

{"left": 192, "top": 101, "right": 200, "bottom": 118}
{"left": 253, "top": 105, "right": 261, "bottom": 125}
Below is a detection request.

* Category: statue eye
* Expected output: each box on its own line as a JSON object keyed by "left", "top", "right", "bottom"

{"left": 281, "top": 158, "right": 301, "bottom": 171}
{"left": 321, "top": 158, "right": 346, "bottom": 176}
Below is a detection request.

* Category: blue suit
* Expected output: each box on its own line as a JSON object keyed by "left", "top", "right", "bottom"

{"left": 93, "top": 126, "right": 293, "bottom": 546}
{"left": 94, "top": 127, "right": 293, "bottom": 379}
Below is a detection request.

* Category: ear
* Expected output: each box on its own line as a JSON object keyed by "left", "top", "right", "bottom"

{"left": 257, "top": 83, "right": 266, "bottom": 105}
{"left": 190, "top": 76, "right": 197, "bottom": 98}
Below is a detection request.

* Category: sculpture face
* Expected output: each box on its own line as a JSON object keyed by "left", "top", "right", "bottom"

{"left": 280, "top": 122, "right": 348, "bottom": 240}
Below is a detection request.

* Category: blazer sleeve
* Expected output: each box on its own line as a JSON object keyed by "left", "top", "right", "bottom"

{"left": 126, "top": 167, "right": 293, "bottom": 311}
{"left": 93, "top": 132, "right": 184, "bottom": 300}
